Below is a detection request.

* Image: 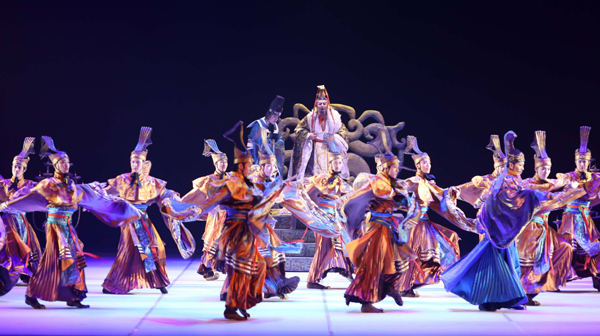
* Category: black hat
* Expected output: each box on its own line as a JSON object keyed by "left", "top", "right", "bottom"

{"left": 268, "top": 95, "right": 285, "bottom": 115}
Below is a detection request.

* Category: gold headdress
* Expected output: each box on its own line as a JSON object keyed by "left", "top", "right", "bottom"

{"left": 531, "top": 130, "right": 551, "bottom": 168}
{"left": 223, "top": 121, "right": 253, "bottom": 164}
{"left": 131, "top": 127, "right": 152, "bottom": 161}
{"left": 203, "top": 139, "right": 228, "bottom": 165}
{"left": 504, "top": 131, "right": 524, "bottom": 164}
{"left": 404, "top": 135, "right": 429, "bottom": 165}
{"left": 314, "top": 85, "right": 330, "bottom": 106}
{"left": 40, "top": 136, "right": 69, "bottom": 166}
{"left": 12, "top": 137, "right": 36, "bottom": 168}
{"left": 575, "top": 126, "right": 592, "bottom": 161}
{"left": 486, "top": 135, "right": 507, "bottom": 168}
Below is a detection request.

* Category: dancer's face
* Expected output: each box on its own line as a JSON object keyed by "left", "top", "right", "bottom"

{"left": 316, "top": 100, "right": 328, "bottom": 115}
{"left": 262, "top": 163, "right": 276, "bottom": 179}
{"left": 55, "top": 158, "right": 71, "bottom": 174}
{"left": 330, "top": 158, "right": 343, "bottom": 173}
{"left": 267, "top": 113, "right": 279, "bottom": 125}
{"left": 576, "top": 158, "right": 590, "bottom": 173}
{"left": 12, "top": 163, "right": 26, "bottom": 180}
{"left": 130, "top": 158, "right": 144, "bottom": 174}
{"left": 418, "top": 157, "right": 431, "bottom": 174}
{"left": 241, "top": 163, "right": 253, "bottom": 178}
{"left": 387, "top": 163, "right": 400, "bottom": 179}
{"left": 509, "top": 162, "right": 525, "bottom": 176}
{"left": 535, "top": 165, "right": 551, "bottom": 181}
{"left": 215, "top": 159, "right": 228, "bottom": 174}
{"left": 493, "top": 165, "right": 504, "bottom": 176}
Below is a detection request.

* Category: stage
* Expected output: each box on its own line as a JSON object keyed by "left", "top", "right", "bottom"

{"left": 1, "top": 256, "right": 599, "bottom": 336}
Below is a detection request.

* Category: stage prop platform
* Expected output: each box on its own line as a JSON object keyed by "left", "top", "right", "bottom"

{"left": 1, "top": 256, "right": 599, "bottom": 336}
{"left": 271, "top": 212, "right": 316, "bottom": 271}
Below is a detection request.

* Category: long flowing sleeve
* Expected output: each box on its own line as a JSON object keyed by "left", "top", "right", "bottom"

{"left": 76, "top": 184, "right": 142, "bottom": 227}
{"left": 157, "top": 189, "right": 196, "bottom": 259}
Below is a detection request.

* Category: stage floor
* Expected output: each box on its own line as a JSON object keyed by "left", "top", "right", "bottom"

{"left": 1, "top": 256, "right": 599, "bottom": 336}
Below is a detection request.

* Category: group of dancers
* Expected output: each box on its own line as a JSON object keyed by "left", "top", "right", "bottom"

{"left": 0, "top": 86, "right": 599, "bottom": 320}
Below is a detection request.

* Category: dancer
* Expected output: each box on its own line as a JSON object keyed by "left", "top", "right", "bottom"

{"left": 442, "top": 131, "right": 584, "bottom": 311}
{"left": 0, "top": 137, "right": 41, "bottom": 294}
{"left": 102, "top": 127, "right": 195, "bottom": 295}
{"left": 518, "top": 131, "right": 574, "bottom": 305}
{"left": 458, "top": 135, "right": 507, "bottom": 207}
{"left": 398, "top": 136, "right": 478, "bottom": 297}
{"left": 173, "top": 121, "right": 267, "bottom": 320}
{"left": 180, "top": 140, "right": 228, "bottom": 281}
{"left": 288, "top": 85, "right": 349, "bottom": 180}
{"left": 303, "top": 135, "right": 354, "bottom": 289}
{"left": 251, "top": 145, "right": 301, "bottom": 299}
{"left": 337, "top": 128, "right": 419, "bottom": 313}
{"left": 1, "top": 136, "right": 141, "bottom": 309}
{"left": 556, "top": 126, "right": 600, "bottom": 291}
{"left": 247, "top": 95, "right": 286, "bottom": 176}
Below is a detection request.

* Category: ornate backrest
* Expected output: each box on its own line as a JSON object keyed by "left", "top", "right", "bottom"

{"left": 278, "top": 103, "right": 407, "bottom": 177}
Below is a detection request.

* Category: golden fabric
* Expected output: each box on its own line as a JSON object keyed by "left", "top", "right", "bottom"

{"left": 340, "top": 172, "right": 418, "bottom": 304}
{"left": 102, "top": 221, "right": 169, "bottom": 293}
{"left": 33, "top": 175, "right": 82, "bottom": 208}
{"left": 107, "top": 173, "right": 167, "bottom": 203}
{"left": 0, "top": 178, "right": 37, "bottom": 202}
{"left": 304, "top": 173, "right": 354, "bottom": 197}
{"left": 304, "top": 173, "right": 354, "bottom": 283}
{"left": 517, "top": 177, "right": 574, "bottom": 294}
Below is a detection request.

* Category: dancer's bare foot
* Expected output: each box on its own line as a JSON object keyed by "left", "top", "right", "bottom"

{"left": 361, "top": 303, "right": 384, "bottom": 313}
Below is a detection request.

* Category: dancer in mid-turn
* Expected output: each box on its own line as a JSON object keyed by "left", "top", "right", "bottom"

{"left": 337, "top": 128, "right": 419, "bottom": 313}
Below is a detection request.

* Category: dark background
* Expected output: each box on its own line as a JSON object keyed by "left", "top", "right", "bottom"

{"left": 1, "top": 1, "right": 599, "bottom": 255}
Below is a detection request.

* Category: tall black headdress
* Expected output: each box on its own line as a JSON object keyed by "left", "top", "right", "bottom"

{"left": 266, "top": 95, "right": 284, "bottom": 118}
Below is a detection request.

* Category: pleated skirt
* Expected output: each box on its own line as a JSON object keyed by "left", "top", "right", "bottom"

{"left": 441, "top": 237, "right": 526, "bottom": 308}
